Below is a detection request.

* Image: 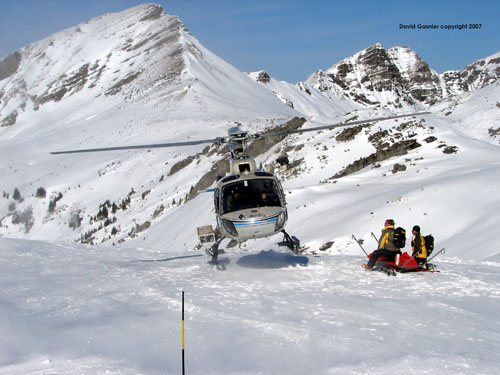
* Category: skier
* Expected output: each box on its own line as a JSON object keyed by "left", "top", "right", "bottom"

{"left": 362, "top": 219, "right": 400, "bottom": 271}
{"left": 411, "top": 225, "right": 427, "bottom": 268}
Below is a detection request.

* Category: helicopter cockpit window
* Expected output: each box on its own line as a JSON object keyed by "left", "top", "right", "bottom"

{"left": 221, "top": 179, "right": 283, "bottom": 214}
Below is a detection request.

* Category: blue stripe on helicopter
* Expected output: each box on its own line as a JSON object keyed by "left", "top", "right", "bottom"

{"left": 233, "top": 217, "right": 278, "bottom": 227}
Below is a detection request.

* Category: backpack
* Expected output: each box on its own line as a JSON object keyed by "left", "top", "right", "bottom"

{"left": 392, "top": 227, "right": 406, "bottom": 248}
{"left": 424, "top": 234, "right": 434, "bottom": 256}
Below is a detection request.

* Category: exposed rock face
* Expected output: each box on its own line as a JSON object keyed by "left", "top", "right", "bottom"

{"left": 306, "top": 43, "right": 443, "bottom": 108}
{"left": 441, "top": 52, "right": 500, "bottom": 95}
{"left": 255, "top": 71, "right": 271, "bottom": 83}
{"left": 335, "top": 125, "right": 365, "bottom": 142}
{"left": 332, "top": 139, "right": 421, "bottom": 179}
{"left": 0, "top": 51, "right": 21, "bottom": 80}
{"left": 388, "top": 46, "right": 442, "bottom": 105}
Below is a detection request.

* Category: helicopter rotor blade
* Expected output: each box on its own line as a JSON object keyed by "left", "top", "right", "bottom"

{"left": 51, "top": 112, "right": 430, "bottom": 155}
{"left": 51, "top": 138, "right": 221, "bottom": 155}
{"left": 263, "top": 112, "right": 430, "bottom": 138}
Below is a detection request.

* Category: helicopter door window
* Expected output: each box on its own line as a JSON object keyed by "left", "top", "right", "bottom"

{"left": 222, "top": 182, "right": 249, "bottom": 213}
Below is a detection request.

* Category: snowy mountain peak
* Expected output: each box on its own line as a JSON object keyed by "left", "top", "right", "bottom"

{"left": 0, "top": 4, "right": 187, "bottom": 126}
{"left": 0, "top": 4, "right": 297, "bottom": 128}
{"left": 305, "top": 43, "right": 442, "bottom": 109}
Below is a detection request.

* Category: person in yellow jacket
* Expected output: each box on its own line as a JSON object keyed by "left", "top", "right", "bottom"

{"left": 362, "top": 219, "right": 400, "bottom": 271}
{"left": 411, "top": 225, "right": 427, "bottom": 268}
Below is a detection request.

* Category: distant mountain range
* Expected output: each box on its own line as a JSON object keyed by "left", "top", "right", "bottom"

{"left": 2, "top": 4, "right": 499, "bottom": 129}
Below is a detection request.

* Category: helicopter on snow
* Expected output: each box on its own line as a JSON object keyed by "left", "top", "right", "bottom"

{"left": 52, "top": 112, "right": 429, "bottom": 264}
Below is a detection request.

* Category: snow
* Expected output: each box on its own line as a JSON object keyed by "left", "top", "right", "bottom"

{"left": 1, "top": 238, "right": 500, "bottom": 374}
{"left": 1, "top": 4, "right": 500, "bottom": 374}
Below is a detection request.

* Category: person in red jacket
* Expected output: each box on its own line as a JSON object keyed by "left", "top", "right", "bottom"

{"left": 362, "top": 219, "right": 400, "bottom": 271}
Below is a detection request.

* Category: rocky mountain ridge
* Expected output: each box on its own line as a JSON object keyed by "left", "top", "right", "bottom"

{"left": 248, "top": 44, "right": 500, "bottom": 135}
{"left": 294, "top": 43, "right": 499, "bottom": 110}
{"left": 441, "top": 51, "right": 500, "bottom": 95}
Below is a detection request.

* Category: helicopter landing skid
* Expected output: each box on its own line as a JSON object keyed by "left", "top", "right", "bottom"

{"left": 205, "top": 236, "right": 226, "bottom": 265}
{"left": 278, "top": 230, "right": 301, "bottom": 254}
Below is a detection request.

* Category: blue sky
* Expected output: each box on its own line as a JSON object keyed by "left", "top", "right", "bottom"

{"left": 0, "top": 0, "right": 498, "bottom": 83}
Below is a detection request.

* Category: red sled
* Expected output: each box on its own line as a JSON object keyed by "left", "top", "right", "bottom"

{"left": 368, "top": 251, "right": 439, "bottom": 276}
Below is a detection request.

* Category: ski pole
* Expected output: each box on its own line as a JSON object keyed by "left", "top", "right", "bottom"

{"left": 427, "top": 248, "right": 445, "bottom": 263}
{"left": 371, "top": 232, "right": 378, "bottom": 243}
{"left": 352, "top": 235, "right": 369, "bottom": 258}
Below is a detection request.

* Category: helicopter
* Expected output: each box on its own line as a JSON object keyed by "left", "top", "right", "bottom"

{"left": 52, "top": 112, "right": 429, "bottom": 264}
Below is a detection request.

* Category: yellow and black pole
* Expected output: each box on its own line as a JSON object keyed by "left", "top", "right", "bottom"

{"left": 182, "top": 291, "right": 185, "bottom": 375}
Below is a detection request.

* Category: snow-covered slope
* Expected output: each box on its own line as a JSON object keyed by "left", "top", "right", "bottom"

{"left": 2, "top": 237, "right": 500, "bottom": 375}
{"left": 248, "top": 70, "right": 360, "bottom": 119}
{"left": 434, "top": 81, "right": 500, "bottom": 145}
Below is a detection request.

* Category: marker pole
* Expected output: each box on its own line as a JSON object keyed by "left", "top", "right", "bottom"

{"left": 182, "top": 291, "right": 185, "bottom": 375}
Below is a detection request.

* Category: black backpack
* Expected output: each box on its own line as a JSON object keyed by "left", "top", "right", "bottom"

{"left": 392, "top": 227, "right": 406, "bottom": 248}
{"left": 424, "top": 234, "right": 434, "bottom": 255}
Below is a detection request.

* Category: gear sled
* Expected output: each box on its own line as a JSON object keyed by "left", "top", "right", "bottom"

{"left": 369, "top": 251, "right": 439, "bottom": 276}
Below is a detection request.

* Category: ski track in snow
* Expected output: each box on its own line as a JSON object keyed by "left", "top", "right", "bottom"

{"left": 1, "top": 238, "right": 500, "bottom": 375}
